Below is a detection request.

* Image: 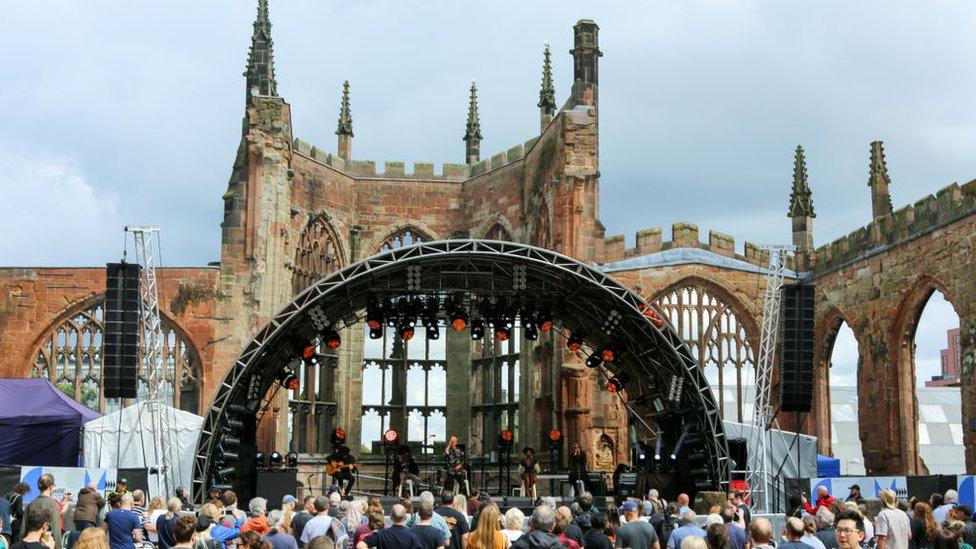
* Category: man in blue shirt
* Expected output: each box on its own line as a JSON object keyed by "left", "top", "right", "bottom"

{"left": 103, "top": 494, "right": 144, "bottom": 549}
{"left": 666, "top": 511, "right": 705, "bottom": 549}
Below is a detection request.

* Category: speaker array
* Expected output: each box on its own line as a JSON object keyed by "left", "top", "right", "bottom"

{"left": 104, "top": 263, "right": 141, "bottom": 399}
{"left": 779, "top": 283, "right": 815, "bottom": 413}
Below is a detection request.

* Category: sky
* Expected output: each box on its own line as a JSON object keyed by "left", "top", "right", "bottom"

{"left": 1, "top": 2, "right": 967, "bottom": 390}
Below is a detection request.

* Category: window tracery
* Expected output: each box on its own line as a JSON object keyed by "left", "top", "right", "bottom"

{"left": 293, "top": 215, "right": 344, "bottom": 294}
{"left": 378, "top": 227, "right": 429, "bottom": 253}
{"left": 482, "top": 223, "right": 513, "bottom": 241}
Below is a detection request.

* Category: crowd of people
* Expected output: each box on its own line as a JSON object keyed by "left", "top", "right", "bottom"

{"left": 0, "top": 476, "right": 974, "bottom": 549}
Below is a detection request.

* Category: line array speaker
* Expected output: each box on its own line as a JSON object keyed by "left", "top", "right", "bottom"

{"left": 780, "top": 283, "right": 815, "bottom": 413}
{"left": 104, "top": 262, "right": 141, "bottom": 399}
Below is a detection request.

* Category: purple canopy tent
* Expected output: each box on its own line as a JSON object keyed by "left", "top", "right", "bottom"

{"left": 0, "top": 379, "right": 101, "bottom": 466}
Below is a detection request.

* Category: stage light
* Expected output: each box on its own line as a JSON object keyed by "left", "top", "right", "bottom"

{"left": 216, "top": 466, "right": 236, "bottom": 478}
{"left": 538, "top": 311, "right": 553, "bottom": 332}
{"left": 654, "top": 437, "right": 663, "bottom": 461}
{"left": 548, "top": 429, "right": 563, "bottom": 449}
{"left": 270, "top": 452, "right": 283, "bottom": 467}
{"left": 227, "top": 403, "right": 256, "bottom": 416}
{"left": 694, "top": 479, "right": 715, "bottom": 490}
{"left": 366, "top": 299, "right": 384, "bottom": 330}
{"left": 567, "top": 333, "right": 584, "bottom": 352}
{"left": 450, "top": 309, "right": 469, "bottom": 332}
{"left": 494, "top": 323, "right": 511, "bottom": 341}
{"left": 276, "top": 370, "right": 299, "bottom": 391}
{"left": 226, "top": 417, "right": 244, "bottom": 431}
{"left": 286, "top": 452, "right": 299, "bottom": 468}
{"left": 298, "top": 342, "right": 315, "bottom": 361}
{"left": 427, "top": 323, "right": 440, "bottom": 340}
{"left": 471, "top": 319, "right": 485, "bottom": 340}
{"left": 523, "top": 316, "right": 539, "bottom": 341}
{"left": 223, "top": 436, "right": 241, "bottom": 449}
{"left": 689, "top": 467, "right": 709, "bottom": 477}
{"left": 498, "top": 429, "right": 514, "bottom": 449}
{"left": 383, "top": 428, "right": 401, "bottom": 446}
{"left": 369, "top": 326, "right": 383, "bottom": 339}
{"left": 222, "top": 450, "right": 240, "bottom": 461}
{"left": 331, "top": 427, "right": 347, "bottom": 446}
{"left": 606, "top": 376, "right": 624, "bottom": 393}
{"left": 323, "top": 328, "right": 341, "bottom": 350}
{"left": 255, "top": 452, "right": 267, "bottom": 467}
{"left": 600, "top": 346, "right": 618, "bottom": 363}
{"left": 212, "top": 483, "right": 232, "bottom": 492}
{"left": 585, "top": 351, "right": 602, "bottom": 368}
{"left": 399, "top": 321, "right": 415, "bottom": 341}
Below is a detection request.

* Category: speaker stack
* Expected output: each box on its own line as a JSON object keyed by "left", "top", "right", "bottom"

{"left": 780, "top": 283, "right": 815, "bottom": 413}
{"left": 104, "top": 263, "right": 141, "bottom": 399}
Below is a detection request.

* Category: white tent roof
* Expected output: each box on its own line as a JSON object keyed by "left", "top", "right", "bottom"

{"left": 83, "top": 403, "right": 203, "bottom": 498}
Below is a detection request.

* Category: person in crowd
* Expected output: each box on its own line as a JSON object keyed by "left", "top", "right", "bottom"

{"left": 510, "top": 505, "right": 561, "bottom": 549}
{"left": 174, "top": 489, "right": 192, "bottom": 511}
{"left": 293, "top": 497, "right": 318, "bottom": 548}
{"left": 144, "top": 497, "right": 167, "bottom": 544}
{"left": 191, "top": 514, "right": 215, "bottom": 549}
{"left": 846, "top": 486, "right": 866, "bottom": 506}
{"left": 675, "top": 496, "right": 691, "bottom": 517}
{"left": 103, "top": 493, "right": 143, "bottom": 549}
{"left": 130, "top": 491, "right": 147, "bottom": 531}
{"left": 356, "top": 504, "right": 419, "bottom": 549}
{"left": 813, "top": 509, "right": 838, "bottom": 549}
{"left": 804, "top": 487, "right": 838, "bottom": 517}
{"left": 949, "top": 507, "right": 976, "bottom": 548}
{"left": 946, "top": 522, "right": 973, "bottom": 549}
{"left": 352, "top": 512, "right": 384, "bottom": 549}
{"left": 853, "top": 504, "right": 875, "bottom": 546}
{"left": 466, "top": 503, "right": 506, "bottom": 549}
{"left": 572, "top": 494, "right": 594, "bottom": 536}
{"left": 338, "top": 500, "right": 361, "bottom": 540}
{"left": 0, "top": 490, "right": 11, "bottom": 547}
{"left": 911, "top": 502, "right": 937, "bottom": 549}
{"left": 434, "top": 491, "right": 468, "bottom": 549}
{"left": 263, "top": 510, "right": 298, "bottom": 549}
{"left": 301, "top": 497, "right": 346, "bottom": 547}
{"left": 411, "top": 494, "right": 449, "bottom": 546}
{"left": 745, "top": 519, "right": 774, "bottom": 549}
{"left": 170, "top": 515, "right": 197, "bottom": 549}
{"left": 616, "top": 500, "right": 659, "bottom": 549}
{"left": 221, "top": 492, "right": 244, "bottom": 522}
{"left": 240, "top": 531, "right": 271, "bottom": 549}
{"left": 800, "top": 517, "right": 826, "bottom": 549}
{"left": 210, "top": 510, "right": 245, "bottom": 549}
{"left": 113, "top": 481, "right": 130, "bottom": 500}
{"left": 307, "top": 537, "right": 335, "bottom": 549}
{"left": 502, "top": 509, "right": 525, "bottom": 545}
{"left": 5, "top": 483, "right": 30, "bottom": 545}
{"left": 554, "top": 509, "right": 581, "bottom": 548}
{"left": 14, "top": 507, "right": 56, "bottom": 549}
{"left": 206, "top": 491, "right": 221, "bottom": 509}
{"left": 242, "top": 498, "right": 270, "bottom": 537}
{"left": 727, "top": 492, "right": 750, "bottom": 526}
{"left": 703, "top": 524, "right": 727, "bottom": 549}
{"left": 412, "top": 502, "right": 446, "bottom": 549}
{"left": 553, "top": 512, "right": 578, "bottom": 549}
{"left": 934, "top": 493, "right": 959, "bottom": 526}
{"left": 583, "top": 513, "right": 613, "bottom": 549}
{"left": 667, "top": 511, "right": 705, "bottom": 549}
{"left": 647, "top": 491, "right": 666, "bottom": 516}
{"left": 605, "top": 507, "right": 621, "bottom": 542}
{"left": 73, "top": 484, "right": 106, "bottom": 534}
{"left": 155, "top": 497, "right": 183, "bottom": 549}
{"left": 281, "top": 497, "right": 298, "bottom": 535}
{"left": 720, "top": 505, "right": 745, "bottom": 549}
{"left": 21, "top": 475, "right": 69, "bottom": 549}
{"left": 876, "top": 489, "right": 912, "bottom": 549}
{"left": 834, "top": 511, "right": 866, "bottom": 549}
{"left": 680, "top": 537, "right": 707, "bottom": 549}
{"left": 74, "top": 528, "right": 110, "bottom": 549}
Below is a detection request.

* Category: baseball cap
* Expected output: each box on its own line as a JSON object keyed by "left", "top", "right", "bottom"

{"left": 282, "top": 495, "right": 297, "bottom": 505}
{"left": 117, "top": 478, "right": 128, "bottom": 485}
{"left": 622, "top": 501, "right": 638, "bottom": 512}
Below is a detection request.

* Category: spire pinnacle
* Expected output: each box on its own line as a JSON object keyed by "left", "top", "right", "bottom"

{"left": 336, "top": 80, "right": 353, "bottom": 137}
{"left": 788, "top": 145, "right": 815, "bottom": 218}
{"left": 868, "top": 140, "right": 893, "bottom": 217}
{"left": 538, "top": 42, "right": 556, "bottom": 115}
{"left": 463, "top": 81, "right": 483, "bottom": 142}
{"left": 244, "top": 0, "right": 278, "bottom": 99}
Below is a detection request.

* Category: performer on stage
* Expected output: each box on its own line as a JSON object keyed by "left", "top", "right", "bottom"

{"left": 444, "top": 436, "right": 470, "bottom": 496}
{"left": 325, "top": 444, "right": 357, "bottom": 496}
{"left": 518, "top": 447, "right": 541, "bottom": 500}
{"left": 568, "top": 442, "right": 587, "bottom": 497}
{"left": 393, "top": 445, "right": 421, "bottom": 498}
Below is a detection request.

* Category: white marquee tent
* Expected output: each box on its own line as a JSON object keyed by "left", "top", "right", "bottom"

{"left": 83, "top": 403, "right": 203, "bottom": 497}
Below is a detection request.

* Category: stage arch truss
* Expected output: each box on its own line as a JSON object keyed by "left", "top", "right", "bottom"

{"left": 192, "top": 240, "right": 730, "bottom": 501}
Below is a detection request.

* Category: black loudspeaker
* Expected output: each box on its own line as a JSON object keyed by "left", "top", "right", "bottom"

{"left": 616, "top": 472, "right": 639, "bottom": 498}
{"left": 780, "top": 283, "right": 815, "bottom": 413}
{"left": 726, "top": 438, "right": 748, "bottom": 476}
{"left": 255, "top": 469, "right": 298, "bottom": 509}
{"left": 586, "top": 472, "right": 607, "bottom": 497}
{"left": 104, "top": 263, "right": 141, "bottom": 399}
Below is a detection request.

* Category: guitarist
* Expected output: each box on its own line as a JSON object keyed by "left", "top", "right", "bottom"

{"left": 443, "top": 436, "right": 469, "bottom": 496}
{"left": 325, "top": 445, "right": 357, "bottom": 496}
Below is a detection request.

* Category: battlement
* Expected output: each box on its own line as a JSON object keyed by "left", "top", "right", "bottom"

{"left": 600, "top": 222, "right": 779, "bottom": 269}
{"left": 291, "top": 135, "right": 541, "bottom": 181}
{"left": 810, "top": 179, "right": 976, "bottom": 274}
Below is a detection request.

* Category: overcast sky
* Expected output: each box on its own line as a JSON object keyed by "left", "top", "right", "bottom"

{"left": 1, "top": 1, "right": 966, "bottom": 383}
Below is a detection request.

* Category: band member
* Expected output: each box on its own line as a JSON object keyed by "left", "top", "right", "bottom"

{"left": 444, "top": 436, "right": 470, "bottom": 496}
{"left": 568, "top": 442, "right": 587, "bottom": 497}
{"left": 518, "top": 447, "right": 541, "bottom": 500}
{"left": 326, "top": 444, "right": 357, "bottom": 496}
{"left": 393, "top": 445, "right": 421, "bottom": 498}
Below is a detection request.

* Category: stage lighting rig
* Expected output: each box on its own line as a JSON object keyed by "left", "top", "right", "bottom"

{"left": 493, "top": 317, "right": 513, "bottom": 341}
{"left": 269, "top": 451, "right": 283, "bottom": 467}
{"left": 331, "top": 427, "right": 346, "bottom": 446}
{"left": 600, "top": 346, "right": 618, "bottom": 363}
{"left": 322, "top": 328, "right": 341, "bottom": 350}
{"left": 286, "top": 452, "right": 299, "bottom": 468}
{"left": 566, "top": 333, "right": 584, "bottom": 352}
{"left": 471, "top": 319, "right": 485, "bottom": 340}
{"left": 276, "top": 370, "right": 299, "bottom": 391}
{"left": 548, "top": 428, "right": 563, "bottom": 450}
{"left": 606, "top": 374, "right": 627, "bottom": 393}
{"left": 255, "top": 452, "right": 267, "bottom": 467}
{"left": 498, "top": 429, "right": 514, "bottom": 450}
{"left": 585, "top": 351, "right": 602, "bottom": 368}
{"left": 383, "top": 428, "right": 401, "bottom": 446}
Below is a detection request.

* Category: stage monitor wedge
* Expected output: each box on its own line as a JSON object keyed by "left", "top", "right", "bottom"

{"left": 780, "top": 283, "right": 815, "bottom": 413}
{"left": 104, "top": 262, "right": 141, "bottom": 399}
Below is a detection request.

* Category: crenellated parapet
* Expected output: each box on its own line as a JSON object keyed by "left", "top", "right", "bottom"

{"left": 599, "top": 222, "right": 780, "bottom": 270}
{"left": 811, "top": 179, "right": 976, "bottom": 274}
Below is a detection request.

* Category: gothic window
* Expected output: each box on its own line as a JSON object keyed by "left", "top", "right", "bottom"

{"left": 651, "top": 283, "right": 756, "bottom": 422}
{"left": 471, "top": 327, "right": 520, "bottom": 453}
{"left": 32, "top": 299, "right": 202, "bottom": 414}
{"left": 361, "top": 325, "right": 447, "bottom": 455}
{"left": 287, "top": 349, "right": 338, "bottom": 454}
{"left": 482, "top": 223, "right": 513, "bottom": 241}
{"left": 378, "top": 227, "right": 429, "bottom": 253}
{"left": 293, "top": 215, "right": 344, "bottom": 295}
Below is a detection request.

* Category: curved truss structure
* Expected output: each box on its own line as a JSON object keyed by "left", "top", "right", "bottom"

{"left": 192, "top": 240, "right": 730, "bottom": 502}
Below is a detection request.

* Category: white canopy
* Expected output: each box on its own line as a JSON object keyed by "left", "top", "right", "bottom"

{"left": 83, "top": 403, "right": 203, "bottom": 498}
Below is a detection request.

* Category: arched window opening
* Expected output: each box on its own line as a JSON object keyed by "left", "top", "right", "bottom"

{"left": 379, "top": 228, "right": 429, "bottom": 253}
{"left": 825, "top": 321, "right": 864, "bottom": 475}
{"left": 32, "top": 300, "right": 202, "bottom": 414}
{"left": 651, "top": 283, "right": 755, "bottom": 423}
{"left": 293, "top": 215, "right": 344, "bottom": 295}
{"left": 483, "top": 223, "right": 513, "bottom": 242}
{"left": 471, "top": 324, "right": 521, "bottom": 453}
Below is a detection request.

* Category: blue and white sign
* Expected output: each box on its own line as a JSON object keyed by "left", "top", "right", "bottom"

{"left": 809, "top": 476, "right": 908, "bottom": 499}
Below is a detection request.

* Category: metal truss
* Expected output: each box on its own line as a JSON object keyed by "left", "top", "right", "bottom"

{"left": 191, "top": 240, "right": 732, "bottom": 502}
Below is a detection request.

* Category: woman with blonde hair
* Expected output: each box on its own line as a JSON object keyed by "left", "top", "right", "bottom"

{"left": 502, "top": 507, "right": 525, "bottom": 543}
{"left": 146, "top": 496, "right": 168, "bottom": 544}
{"left": 468, "top": 503, "right": 509, "bottom": 549}
{"left": 73, "top": 527, "right": 110, "bottom": 549}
